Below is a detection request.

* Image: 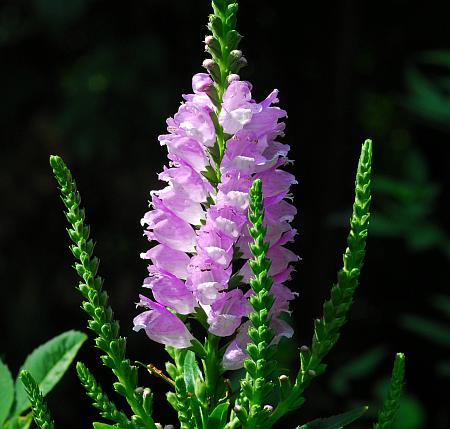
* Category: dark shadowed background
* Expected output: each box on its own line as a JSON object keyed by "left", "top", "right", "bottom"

{"left": 1, "top": 0, "right": 449, "bottom": 428}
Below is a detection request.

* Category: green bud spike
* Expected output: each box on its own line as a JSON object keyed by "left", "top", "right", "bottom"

{"left": 49, "top": 155, "right": 157, "bottom": 429}
{"left": 240, "top": 179, "right": 277, "bottom": 428}
{"left": 374, "top": 353, "right": 406, "bottom": 429}
{"left": 266, "top": 139, "right": 373, "bottom": 427}
{"left": 76, "top": 362, "right": 134, "bottom": 429}
{"left": 19, "top": 370, "right": 55, "bottom": 429}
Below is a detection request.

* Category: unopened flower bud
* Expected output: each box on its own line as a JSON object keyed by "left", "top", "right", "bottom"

{"left": 164, "top": 426, "right": 174, "bottom": 429}
{"left": 238, "top": 56, "right": 248, "bottom": 67}
{"left": 155, "top": 423, "right": 163, "bottom": 429}
{"left": 143, "top": 387, "right": 151, "bottom": 398}
{"left": 263, "top": 405, "right": 273, "bottom": 412}
{"left": 202, "top": 59, "right": 221, "bottom": 82}
{"left": 300, "top": 345, "right": 310, "bottom": 353}
{"left": 234, "top": 404, "right": 242, "bottom": 412}
{"left": 204, "top": 35, "right": 221, "bottom": 56}
{"left": 230, "top": 49, "right": 243, "bottom": 59}
{"left": 202, "top": 59, "right": 216, "bottom": 70}
{"left": 308, "top": 369, "right": 316, "bottom": 377}
{"left": 278, "top": 374, "right": 291, "bottom": 399}
{"left": 204, "top": 35, "right": 214, "bottom": 45}
{"left": 134, "top": 386, "right": 144, "bottom": 394}
{"left": 227, "top": 73, "right": 240, "bottom": 83}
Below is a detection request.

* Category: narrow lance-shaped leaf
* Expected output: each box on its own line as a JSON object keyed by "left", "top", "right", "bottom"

{"left": 296, "top": 405, "right": 368, "bottom": 429}
{"left": 208, "top": 402, "right": 230, "bottom": 429}
{"left": 92, "top": 424, "right": 117, "bottom": 429}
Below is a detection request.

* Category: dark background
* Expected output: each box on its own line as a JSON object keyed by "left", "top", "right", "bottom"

{"left": 1, "top": 0, "right": 449, "bottom": 428}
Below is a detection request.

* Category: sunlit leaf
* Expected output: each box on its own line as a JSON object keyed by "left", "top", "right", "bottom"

{"left": 13, "top": 330, "right": 87, "bottom": 415}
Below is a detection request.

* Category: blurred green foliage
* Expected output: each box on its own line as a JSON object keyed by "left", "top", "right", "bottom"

{"left": 371, "top": 147, "right": 449, "bottom": 257}
{"left": 400, "top": 294, "right": 450, "bottom": 379}
{"left": 327, "top": 48, "right": 450, "bottom": 429}
{"left": 402, "top": 50, "right": 450, "bottom": 132}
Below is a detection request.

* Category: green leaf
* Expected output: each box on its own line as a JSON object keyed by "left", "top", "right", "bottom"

{"left": 183, "top": 350, "right": 203, "bottom": 395}
{"left": 208, "top": 402, "right": 229, "bottom": 429}
{"left": 92, "top": 423, "right": 117, "bottom": 429}
{"left": 3, "top": 414, "right": 32, "bottom": 429}
{"left": 201, "top": 165, "right": 219, "bottom": 186}
{"left": 0, "top": 360, "right": 14, "bottom": 426}
{"left": 296, "top": 405, "right": 368, "bottom": 429}
{"left": 182, "top": 351, "right": 204, "bottom": 428}
{"left": 13, "top": 330, "right": 87, "bottom": 415}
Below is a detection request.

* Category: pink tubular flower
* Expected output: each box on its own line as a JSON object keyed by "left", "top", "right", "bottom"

{"left": 207, "top": 289, "right": 252, "bottom": 337}
{"left": 143, "top": 267, "right": 196, "bottom": 315}
{"left": 136, "top": 73, "right": 298, "bottom": 362}
{"left": 133, "top": 295, "right": 194, "bottom": 348}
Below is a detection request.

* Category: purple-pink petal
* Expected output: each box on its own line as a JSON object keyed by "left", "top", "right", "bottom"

{"left": 144, "top": 268, "right": 196, "bottom": 315}
{"left": 141, "top": 244, "right": 190, "bottom": 280}
{"left": 208, "top": 290, "right": 252, "bottom": 337}
{"left": 133, "top": 296, "right": 194, "bottom": 348}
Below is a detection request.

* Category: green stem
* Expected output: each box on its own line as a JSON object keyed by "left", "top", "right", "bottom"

{"left": 49, "top": 156, "right": 157, "bottom": 429}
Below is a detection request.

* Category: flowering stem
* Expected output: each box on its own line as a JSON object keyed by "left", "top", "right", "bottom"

{"left": 20, "top": 371, "right": 55, "bottom": 429}
{"left": 240, "top": 179, "right": 276, "bottom": 428}
{"left": 374, "top": 353, "right": 405, "bottom": 429}
{"left": 266, "top": 139, "right": 373, "bottom": 427}
{"left": 197, "top": 1, "right": 245, "bottom": 413}
{"left": 49, "top": 156, "right": 157, "bottom": 429}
